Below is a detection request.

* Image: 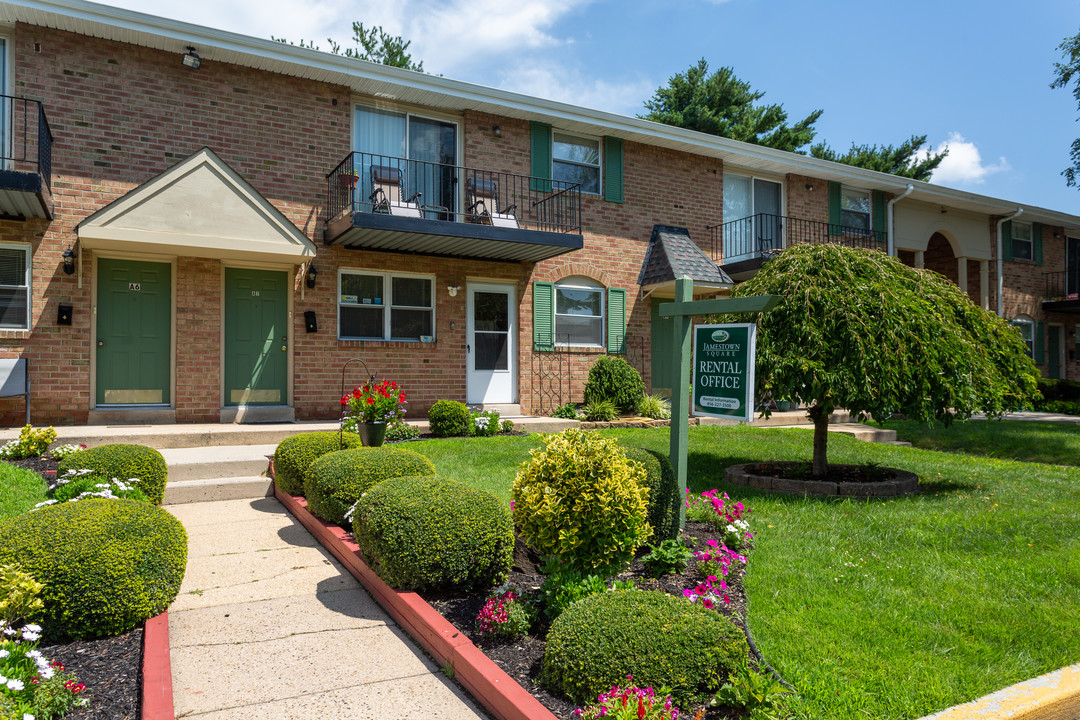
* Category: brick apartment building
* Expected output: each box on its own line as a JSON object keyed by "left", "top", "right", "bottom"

{"left": 0, "top": 0, "right": 1076, "bottom": 426}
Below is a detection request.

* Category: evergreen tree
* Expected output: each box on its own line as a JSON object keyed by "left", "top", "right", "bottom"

{"left": 273, "top": 22, "right": 424, "bottom": 72}
{"left": 810, "top": 135, "right": 945, "bottom": 182}
{"left": 1051, "top": 28, "right": 1080, "bottom": 187}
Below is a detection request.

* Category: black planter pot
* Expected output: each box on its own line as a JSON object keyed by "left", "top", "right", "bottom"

{"left": 357, "top": 421, "right": 387, "bottom": 447}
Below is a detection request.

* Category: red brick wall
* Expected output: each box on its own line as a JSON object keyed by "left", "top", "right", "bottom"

{"left": 785, "top": 174, "right": 829, "bottom": 225}
{"left": 924, "top": 232, "right": 958, "bottom": 284}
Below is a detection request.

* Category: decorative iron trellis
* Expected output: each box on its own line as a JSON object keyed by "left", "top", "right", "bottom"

{"left": 529, "top": 335, "right": 649, "bottom": 416}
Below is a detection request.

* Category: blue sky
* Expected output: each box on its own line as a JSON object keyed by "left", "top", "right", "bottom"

{"left": 107, "top": 0, "right": 1080, "bottom": 214}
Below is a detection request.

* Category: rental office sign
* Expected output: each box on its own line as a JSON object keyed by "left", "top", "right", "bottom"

{"left": 692, "top": 323, "right": 756, "bottom": 422}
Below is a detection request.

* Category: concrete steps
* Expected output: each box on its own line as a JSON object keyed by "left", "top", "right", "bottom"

{"left": 160, "top": 444, "right": 276, "bottom": 505}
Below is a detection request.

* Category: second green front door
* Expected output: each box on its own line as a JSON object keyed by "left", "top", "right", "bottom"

{"left": 224, "top": 268, "right": 288, "bottom": 406}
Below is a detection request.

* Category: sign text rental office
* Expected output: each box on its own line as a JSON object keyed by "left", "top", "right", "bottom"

{"left": 692, "top": 323, "right": 756, "bottom": 423}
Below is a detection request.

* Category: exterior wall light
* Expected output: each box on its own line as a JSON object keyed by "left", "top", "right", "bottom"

{"left": 447, "top": 285, "right": 461, "bottom": 297}
{"left": 305, "top": 263, "right": 318, "bottom": 289}
{"left": 62, "top": 246, "right": 76, "bottom": 275}
{"left": 182, "top": 47, "right": 201, "bottom": 69}
{"left": 492, "top": 125, "right": 501, "bottom": 138}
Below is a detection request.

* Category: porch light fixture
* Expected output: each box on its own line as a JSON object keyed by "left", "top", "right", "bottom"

{"left": 62, "top": 246, "right": 76, "bottom": 275}
{"left": 492, "top": 125, "right": 501, "bottom": 138}
{"left": 305, "top": 263, "right": 318, "bottom": 289}
{"left": 804, "top": 183, "right": 814, "bottom": 191}
{"left": 182, "top": 46, "right": 201, "bottom": 69}
{"left": 447, "top": 285, "right": 461, "bottom": 297}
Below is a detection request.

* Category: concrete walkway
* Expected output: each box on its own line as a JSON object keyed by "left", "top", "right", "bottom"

{"left": 165, "top": 496, "right": 487, "bottom": 720}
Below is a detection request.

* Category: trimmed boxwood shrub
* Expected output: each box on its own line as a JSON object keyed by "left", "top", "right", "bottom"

{"left": 272, "top": 431, "right": 362, "bottom": 496}
{"left": 304, "top": 447, "right": 436, "bottom": 526}
{"left": 0, "top": 498, "right": 187, "bottom": 641}
{"left": 428, "top": 400, "right": 474, "bottom": 437}
{"left": 583, "top": 356, "right": 646, "bottom": 414}
{"left": 57, "top": 444, "right": 168, "bottom": 505}
{"left": 352, "top": 475, "right": 513, "bottom": 591}
{"left": 621, "top": 447, "right": 679, "bottom": 544}
{"left": 542, "top": 589, "right": 748, "bottom": 706}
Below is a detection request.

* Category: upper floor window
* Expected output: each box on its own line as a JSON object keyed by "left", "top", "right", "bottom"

{"left": 840, "top": 187, "right": 871, "bottom": 231}
{"left": 1010, "top": 315, "right": 1035, "bottom": 358}
{"left": 555, "top": 276, "right": 604, "bottom": 346}
{"left": 338, "top": 269, "right": 434, "bottom": 341}
{"left": 1011, "top": 221, "right": 1034, "bottom": 261}
{"left": 0, "top": 243, "right": 30, "bottom": 330}
{"left": 552, "top": 133, "right": 601, "bottom": 195}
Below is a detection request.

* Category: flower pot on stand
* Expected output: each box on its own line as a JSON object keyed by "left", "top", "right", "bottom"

{"left": 357, "top": 421, "right": 387, "bottom": 447}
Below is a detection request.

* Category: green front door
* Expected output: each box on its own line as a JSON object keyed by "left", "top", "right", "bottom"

{"left": 96, "top": 258, "right": 171, "bottom": 405}
{"left": 1048, "top": 326, "right": 1062, "bottom": 379}
{"left": 224, "top": 268, "right": 288, "bottom": 406}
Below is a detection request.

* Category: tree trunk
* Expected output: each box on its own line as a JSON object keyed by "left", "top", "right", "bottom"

{"left": 809, "top": 404, "right": 830, "bottom": 478}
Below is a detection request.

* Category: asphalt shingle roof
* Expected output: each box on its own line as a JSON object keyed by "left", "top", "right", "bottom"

{"left": 637, "top": 225, "right": 733, "bottom": 287}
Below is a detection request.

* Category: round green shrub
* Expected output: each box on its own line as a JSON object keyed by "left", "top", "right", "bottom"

{"left": 542, "top": 590, "right": 748, "bottom": 705}
{"left": 352, "top": 475, "right": 513, "bottom": 591}
{"left": 272, "top": 431, "right": 362, "bottom": 496}
{"left": 512, "top": 429, "right": 650, "bottom": 574}
{"left": 304, "top": 447, "right": 436, "bottom": 526}
{"left": 427, "top": 400, "right": 474, "bottom": 437}
{"left": 57, "top": 444, "right": 168, "bottom": 505}
{"left": 583, "top": 356, "right": 646, "bottom": 414}
{"left": 0, "top": 498, "right": 187, "bottom": 641}
{"left": 621, "top": 447, "right": 679, "bottom": 544}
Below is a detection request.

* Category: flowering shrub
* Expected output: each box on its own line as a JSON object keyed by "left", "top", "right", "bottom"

{"left": 340, "top": 380, "right": 407, "bottom": 425}
{"left": 685, "top": 489, "right": 752, "bottom": 549}
{"left": 472, "top": 409, "right": 500, "bottom": 437}
{"left": 687, "top": 540, "right": 746, "bottom": 607}
{"left": 475, "top": 587, "right": 530, "bottom": 638}
{"left": 0, "top": 622, "right": 86, "bottom": 719}
{"left": 0, "top": 426, "right": 57, "bottom": 460}
{"left": 33, "top": 470, "right": 147, "bottom": 510}
{"left": 384, "top": 420, "right": 420, "bottom": 442}
{"left": 48, "top": 444, "right": 86, "bottom": 462}
{"left": 574, "top": 678, "right": 682, "bottom": 719}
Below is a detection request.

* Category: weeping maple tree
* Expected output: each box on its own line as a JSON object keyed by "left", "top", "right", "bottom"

{"left": 720, "top": 244, "right": 1040, "bottom": 477}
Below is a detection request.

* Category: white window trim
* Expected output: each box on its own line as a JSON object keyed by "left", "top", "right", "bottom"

{"left": 554, "top": 277, "right": 605, "bottom": 348}
{"left": 552, "top": 130, "right": 603, "bottom": 196}
{"left": 840, "top": 186, "right": 873, "bottom": 231}
{"left": 1011, "top": 220, "right": 1034, "bottom": 261}
{"left": 337, "top": 268, "right": 436, "bottom": 342}
{"left": 0, "top": 242, "right": 30, "bottom": 331}
{"left": 1010, "top": 315, "right": 1035, "bottom": 359}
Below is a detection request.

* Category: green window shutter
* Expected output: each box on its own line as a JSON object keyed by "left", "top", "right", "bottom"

{"left": 650, "top": 298, "right": 674, "bottom": 392}
{"left": 1036, "top": 321, "right": 1046, "bottom": 364}
{"left": 1002, "top": 220, "right": 1013, "bottom": 262}
{"left": 828, "top": 182, "right": 842, "bottom": 235}
{"left": 607, "top": 287, "right": 627, "bottom": 354}
{"left": 530, "top": 122, "right": 552, "bottom": 193}
{"left": 1033, "top": 222, "right": 1044, "bottom": 265}
{"left": 532, "top": 282, "right": 554, "bottom": 351}
{"left": 872, "top": 190, "right": 886, "bottom": 234}
{"left": 603, "top": 136, "right": 624, "bottom": 203}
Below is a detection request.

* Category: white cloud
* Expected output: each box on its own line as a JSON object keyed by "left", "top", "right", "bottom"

{"left": 924, "top": 132, "right": 1010, "bottom": 185}
{"left": 496, "top": 64, "right": 655, "bottom": 117}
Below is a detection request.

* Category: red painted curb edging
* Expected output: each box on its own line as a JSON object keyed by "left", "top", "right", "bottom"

{"left": 141, "top": 611, "right": 174, "bottom": 720}
{"left": 275, "top": 486, "right": 557, "bottom": 720}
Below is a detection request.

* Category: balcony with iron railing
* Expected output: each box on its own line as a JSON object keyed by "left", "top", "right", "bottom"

{"left": 1043, "top": 269, "right": 1080, "bottom": 313}
{"left": 324, "top": 152, "right": 583, "bottom": 263}
{"left": 706, "top": 213, "right": 887, "bottom": 276}
{"left": 0, "top": 95, "right": 53, "bottom": 220}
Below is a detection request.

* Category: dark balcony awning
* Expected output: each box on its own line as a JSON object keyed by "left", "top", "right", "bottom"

{"left": 324, "top": 211, "right": 583, "bottom": 263}
{"left": 1042, "top": 298, "right": 1080, "bottom": 314}
{"left": 0, "top": 95, "right": 54, "bottom": 220}
{"left": 0, "top": 169, "right": 52, "bottom": 220}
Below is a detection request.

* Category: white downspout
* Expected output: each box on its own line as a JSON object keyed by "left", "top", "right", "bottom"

{"left": 887, "top": 184, "right": 914, "bottom": 257}
{"left": 995, "top": 208, "right": 1024, "bottom": 318}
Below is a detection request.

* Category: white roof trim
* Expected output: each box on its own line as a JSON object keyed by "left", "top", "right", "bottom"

{"left": 5, "top": 0, "right": 1080, "bottom": 227}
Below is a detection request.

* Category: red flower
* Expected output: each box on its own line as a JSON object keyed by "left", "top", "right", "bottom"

{"left": 366, "top": 397, "right": 375, "bottom": 405}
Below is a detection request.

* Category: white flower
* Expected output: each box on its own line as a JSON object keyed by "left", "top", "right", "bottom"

{"left": 0, "top": 673, "right": 7, "bottom": 683}
{"left": 24, "top": 713, "right": 35, "bottom": 720}
{"left": 2, "top": 626, "right": 15, "bottom": 636}
{"left": 23, "top": 624, "right": 41, "bottom": 633}
{"left": 7, "top": 678, "right": 24, "bottom": 691}
{"left": 0, "top": 649, "right": 7, "bottom": 658}
{"left": 20, "top": 630, "right": 39, "bottom": 641}
{"left": 39, "top": 667, "right": 54, "bottom": 680}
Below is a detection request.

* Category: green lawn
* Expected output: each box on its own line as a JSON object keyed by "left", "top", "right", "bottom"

{"left": 883, "top": 418, "right": 1080, "bottom": 466}
{"left": 0, "top": 461, "right": 48, "bottom": 519}
{"left": 413, "top": 425, "right": 1080, "bottom": 720}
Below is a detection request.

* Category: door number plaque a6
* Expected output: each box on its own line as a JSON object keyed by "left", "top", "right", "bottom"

{"left": 251, "top": 290, "right": 260, "bottom": 296}
{"left": 128, "top": 283, "right": 141, "bottom": 291}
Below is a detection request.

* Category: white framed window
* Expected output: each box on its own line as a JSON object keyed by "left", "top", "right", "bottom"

{"left": 840, "top": 187, "right": 872, "bottom": 231}
{"left": 1010, "top": 315, "right": 1035, "bottom": 359}
{"left": 0, "top": 243, "right": 30, "bottom": 330}
{"left": 552, "top": 132, "right": 601, "bottom": 195}
{"left": 338, "top": 269, "right": 435, "bottom": 341}
{"left": 555, "top": 276, "right": 604, "bottom": 346}
{"left": 1011, "top": 221, "right": 1034, "bottom": 261}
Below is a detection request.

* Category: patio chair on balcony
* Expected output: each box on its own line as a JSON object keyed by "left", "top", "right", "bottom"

{"left": 369, "top": 165, "right": 423, "bottom": 219}
{"left": 466, "top": 177, "right": 518, "bottom": 228}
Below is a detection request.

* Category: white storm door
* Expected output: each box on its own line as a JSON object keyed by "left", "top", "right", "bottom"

{"left": 466, "top": 283, "right": 516, "bottom": 404}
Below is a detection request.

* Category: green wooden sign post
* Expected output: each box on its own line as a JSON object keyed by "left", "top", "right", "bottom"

{"left": 659, "top": 277, "right": 780, "bottom": 528}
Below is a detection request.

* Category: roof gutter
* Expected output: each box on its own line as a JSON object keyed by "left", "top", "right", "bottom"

{"left": 995, "top": 208, "right": 1024, "bottom": 318}
{"left": 886, "top": 183, "right": 914, "bottom": 256}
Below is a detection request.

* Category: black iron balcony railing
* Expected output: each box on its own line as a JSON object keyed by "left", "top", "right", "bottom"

{"left": 0, "top": 95, "right": 52, "bottom": 191}
{"left": 1044, "top": 269, "right": 1080, "bottom": 302}
{"left": 327, "top": 152, "right": 581, "bottom": 235}
{"left": 705, "top": 213, "right": 887, "bottom": 265}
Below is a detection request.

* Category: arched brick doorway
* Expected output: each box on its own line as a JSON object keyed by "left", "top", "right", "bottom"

{"left": 924, "top": 232, "right": 958, "bottom": 284}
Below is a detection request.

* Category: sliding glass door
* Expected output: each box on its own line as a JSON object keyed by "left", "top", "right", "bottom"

{"left": 722, "top": 174, "right": 782, "bottom": 263}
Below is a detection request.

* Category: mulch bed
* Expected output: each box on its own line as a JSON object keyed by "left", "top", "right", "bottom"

{"left": 7, "top": 456, "right": 143, "bottom": 720}
{"left": 425, "top": 521, "right": 752, "bottom": 720}
{"left": 750, "top": 460, "right": 896, "bottom": 483}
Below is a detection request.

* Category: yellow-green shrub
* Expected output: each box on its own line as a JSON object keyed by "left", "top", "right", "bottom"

{"left": 272, "top": 431, "right": 362, "bottom": 496}
{"left": 620, "top": 447, "right": 679, "bottom": 544}
{"left": 57, "top": 444, "right": 168, "bottom": 505}
{"left": 511, "top": 429, "right": 650, "bottom": 573}
{"left": 0, "top": 499, "right": 187, "bottom": 640}
{"left": 304, "top": 447, "right": 435, "bottom": 526}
